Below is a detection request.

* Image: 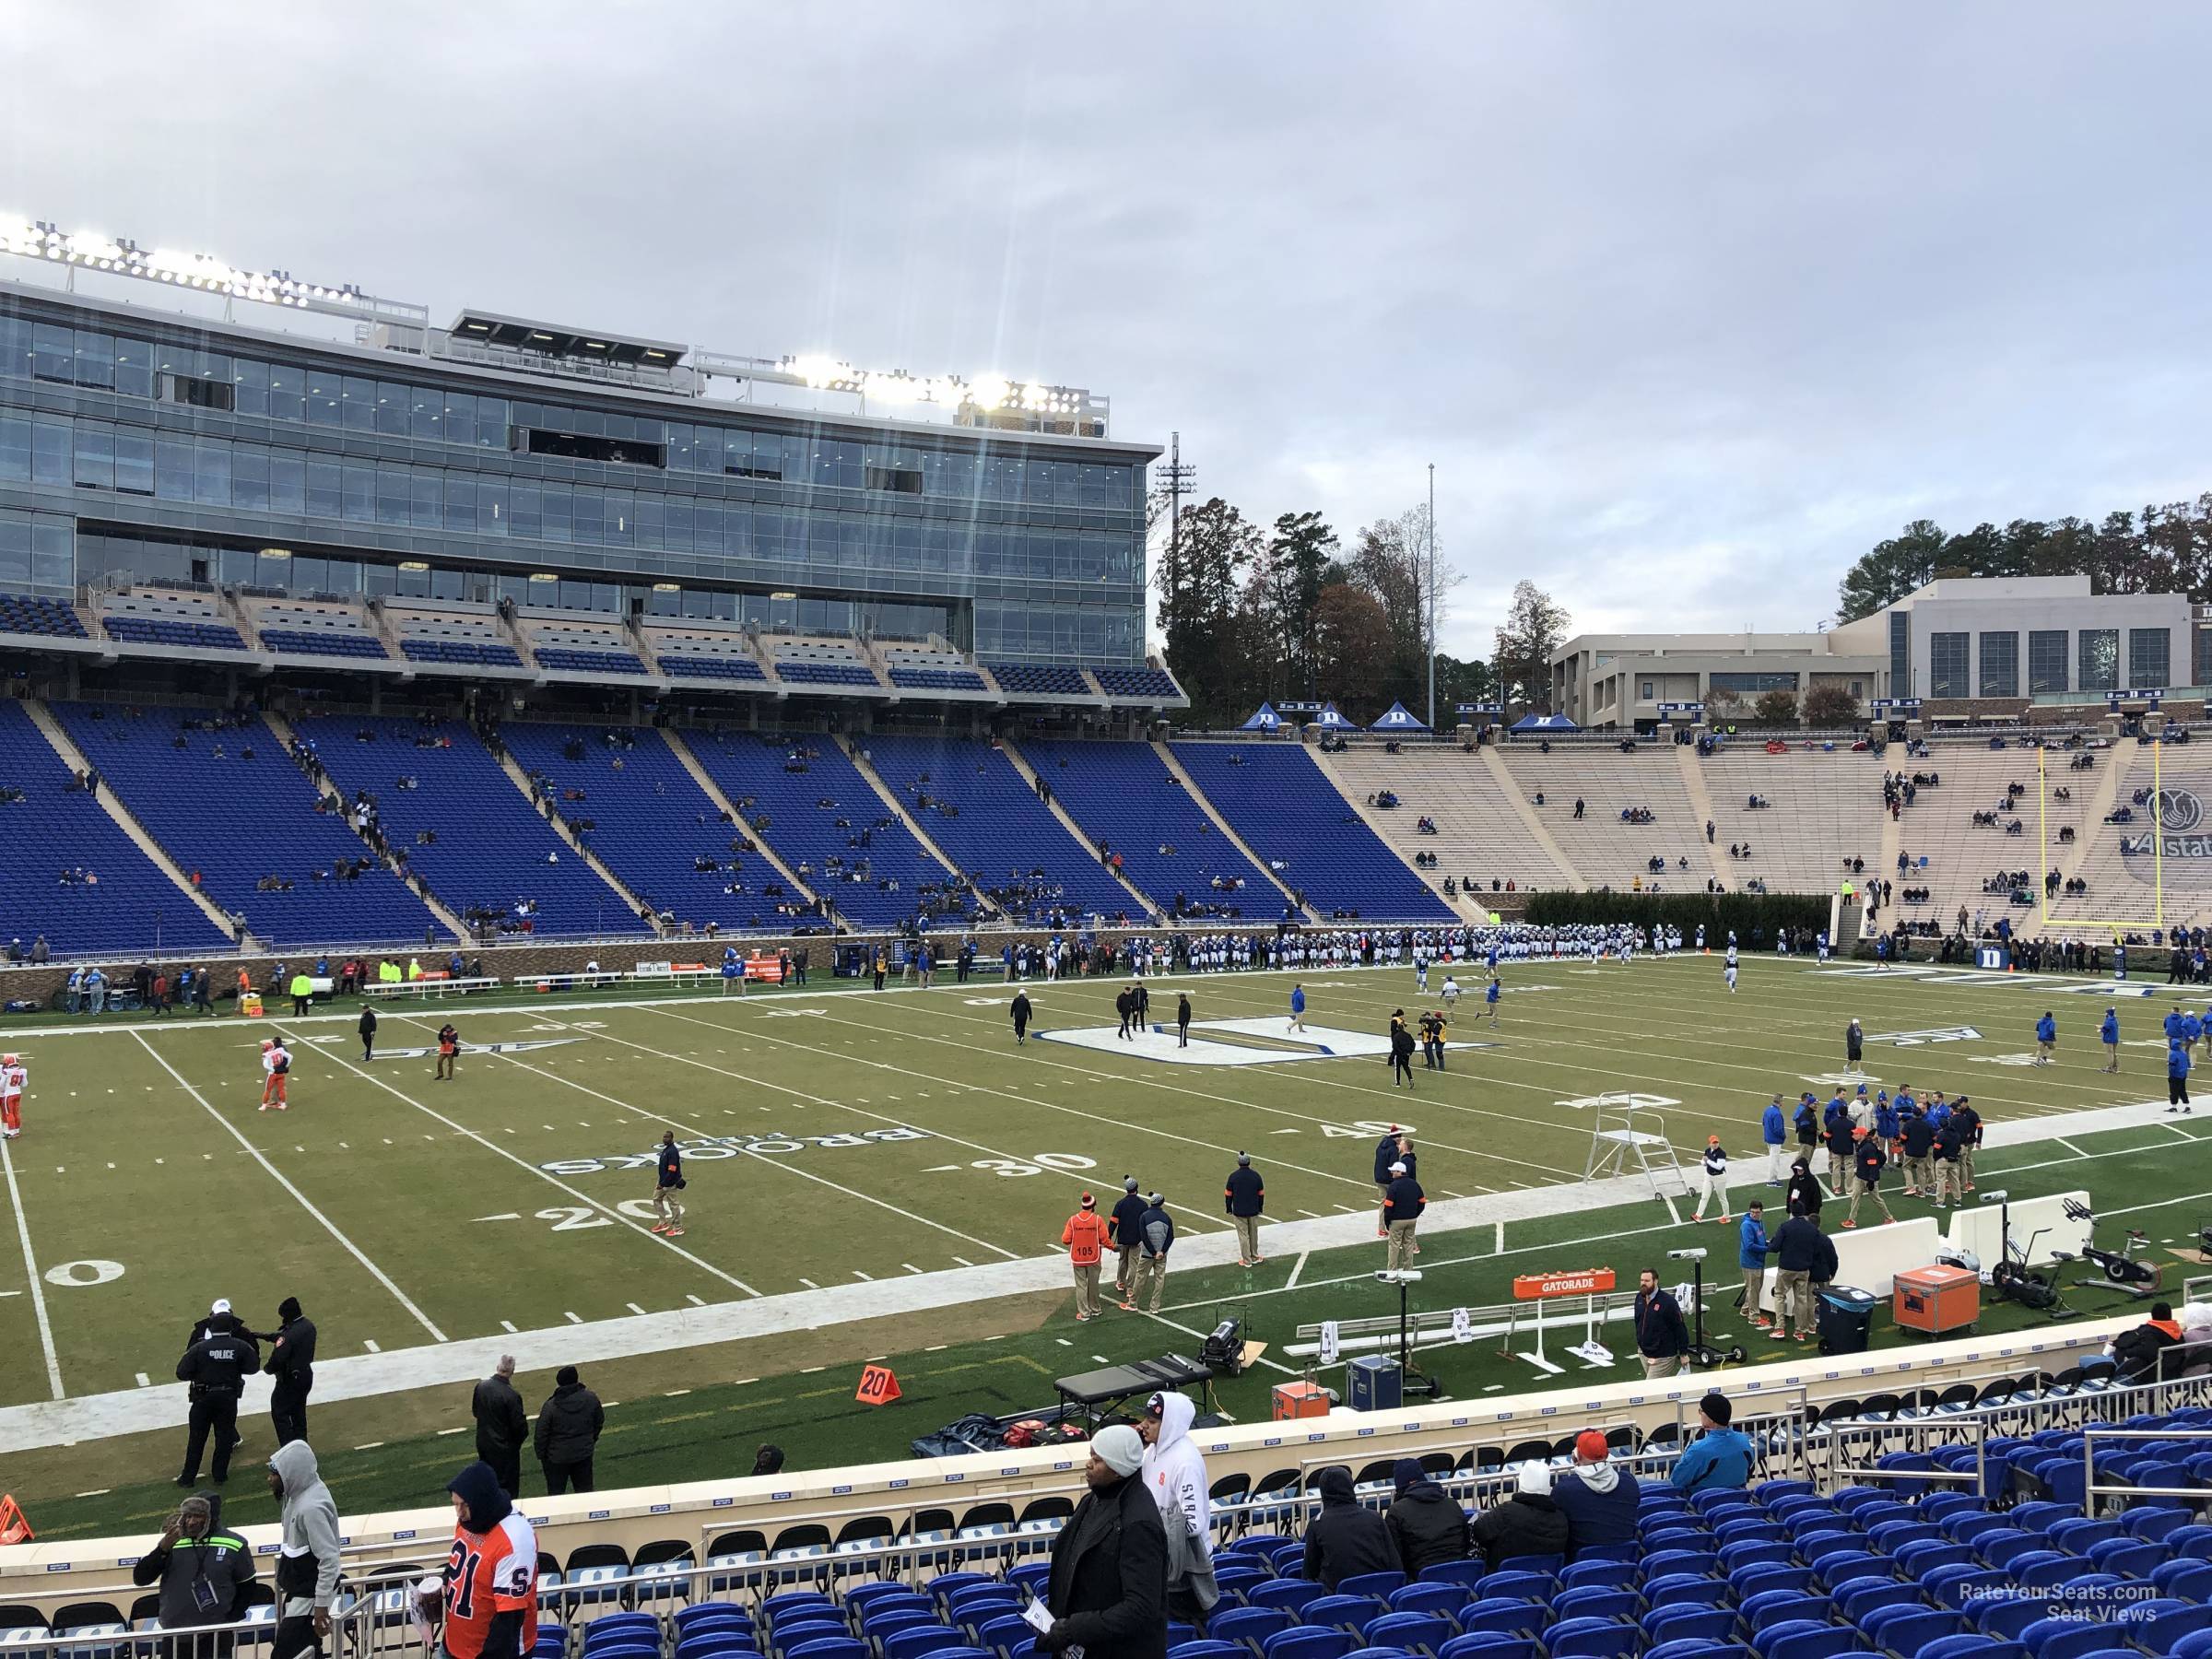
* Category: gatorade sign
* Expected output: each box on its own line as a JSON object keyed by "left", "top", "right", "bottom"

{"left": 1512, "top": 1268, "right": 1616, "bottom": 1300}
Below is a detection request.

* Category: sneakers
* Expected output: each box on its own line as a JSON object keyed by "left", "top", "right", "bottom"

{"left": 1075, "top": 1312, "right": 1092, "bottom": 1322}
{"left": 1716, "top": 1215, "right": 1732, "bottom": 1225}
{"left": 1236, "top": 1259, "right": 1253, "bottom": 1268}
{"left": 650, "top": 1223, "right": 670, "bottom": 1234}
{"left": 1118, "top": 1300, "right": 1136, "bottom": 1312}
{"left": 1690, "top": 1215, "right": 1703, "bottom": 1224}
{"left": 1842, "top": 1219, "right": 1858, "bottom": 1230}
{"left": 665, "top": 1227, "right": 684, "bottom": 1236}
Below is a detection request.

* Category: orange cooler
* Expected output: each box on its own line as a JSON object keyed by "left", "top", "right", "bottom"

{"left": 1894, "top": 1265, "right": 1981, "bottom": 1336}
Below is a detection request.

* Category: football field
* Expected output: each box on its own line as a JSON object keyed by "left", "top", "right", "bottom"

{"left": 10, "top": 948, "right": 2212, "bottom": 1538}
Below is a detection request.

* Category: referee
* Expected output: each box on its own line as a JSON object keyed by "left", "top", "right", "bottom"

{"left": 652, "top": 1130, "right": 687, "bottom": 1236}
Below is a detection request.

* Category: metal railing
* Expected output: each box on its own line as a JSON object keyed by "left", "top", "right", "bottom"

{"left": 2081, "top": 1423, "right": 2212, "bottom": 1515}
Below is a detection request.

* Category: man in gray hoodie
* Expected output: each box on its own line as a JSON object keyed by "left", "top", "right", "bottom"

{"left": 266, "top": 1441, "right": 342, "bottom": 1659}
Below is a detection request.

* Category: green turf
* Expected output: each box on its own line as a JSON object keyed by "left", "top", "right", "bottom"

{"left": 6, "top": 953, "right": 2212, "bottom": 1539}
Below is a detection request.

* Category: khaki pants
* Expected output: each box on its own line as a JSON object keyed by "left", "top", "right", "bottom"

{"left": 1774, "top": 1269, "right": 1813, "bottom": 1335}
{"left": 1641, "top": 1353, "right": 1681, "bottom": 1380}
{"left": 1132, "top": 1254, "right": 1168, "bottom": 1312}
{"left": 1742, "top": 1266, "right": 1768, "bottom": 1321}
{"left": 1826, "top": 1149, "right": 1851, "bottom": 1192}
{"left": 1935, "top": 1160, "right": 1965, "bottom": 1205}
{"left": 1386, "top": 1219, "right": 1418, "bottom": 1271}
{"left": 1904, "top": 1155, "right": 1934, "bottom": 1194}
{"left": 1695, "top": 1170, "right": 1730, "bottom": 1218}
{"left": 1961, "top": 1145, "right": 1977, "bottom": 1186}
{"left": 1232, "top": 1214, "right": 1262, "bottom": 1264}
{"left": 1847, "top": 1178, "right": 1894, "bottom": 1227}
{"left": 1116, "top": 1244, "right": 1139, "bottom": 1291}
{"left": 1767, "top": 1145, "right": 1785, "bottom": 1182}
{"left": 1071, "top": 1261, "right": 1101, "bottom": 1319}
{"left": 653, "top": 1186, "right": 684, "bottom": 1227}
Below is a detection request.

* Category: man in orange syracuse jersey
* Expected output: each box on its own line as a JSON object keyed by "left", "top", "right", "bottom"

{"left": 437, "top": 1462, "right": 536, "bottom": 1659}
{"left": 260, "top": 1039, "right": 291, "bottom": 1111}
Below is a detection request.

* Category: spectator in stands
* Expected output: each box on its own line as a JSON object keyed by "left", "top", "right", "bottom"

{"left": 471, "top": 1355, "right": 527, "bottom": 1500}
{"left": 2110, "top": 1301, "right": 2184, "bottom": 1382}
{"left": 266, "top": 1441, "right": 341, "bottom": 1659}
{"left": 1633, "top": 1266, "right": 1688, "bottom": 1379}
{"left": 1043, "top": 1424, "right": 1167, "bottom": 1659}
{"left": 134, "top": 1490, "right": 256, "bottom": 1655}
{"left": 1301, "top": 1465, "right": 1398, "bottom": 1592}
{"left": 1552, "top": 1430, "right": 1639, "bottom": 1557}
{"left": 1471, "top": 1462, "right": 1570, "bottom": 1566}
{"left": 1669, "top": 1394, "right": 1753, "bottom": 1492}
{"left": 1384, "top": 1457, "right": 1467, "bottom": 1575}
{"left": 750, "top": 1444, "right": 786, "bottom": 1477}
{"left": 1139, "top": 1393, "right": 1215, "bottom": 1630}
{"left": 532, "top": 1364, "right": 604, "bottom": 1495}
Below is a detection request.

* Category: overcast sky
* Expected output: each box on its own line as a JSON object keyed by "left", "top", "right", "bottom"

{"left": 6, "top": 3, "right": 2210, "bottom": 657}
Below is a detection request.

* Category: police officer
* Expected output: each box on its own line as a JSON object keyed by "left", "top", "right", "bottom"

{"left": 176, "top": 1314, "right": 257, "bottom": 1486}
{"left": 260, "top": 1296, "right": 316, "bottom": 1447}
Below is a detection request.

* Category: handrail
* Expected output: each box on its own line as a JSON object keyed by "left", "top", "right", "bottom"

{"left": 2081, "top": 1422, "right": 2212, "bottom": 1512}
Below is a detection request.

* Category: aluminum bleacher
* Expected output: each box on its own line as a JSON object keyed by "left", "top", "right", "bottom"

{"left": 1020, "top": 737, "right": 1281, "bottom": 917}
{"left": 685, "top": 732, "right": 969, "bottom": 930}
{"left": 1496, "top": 747, "right": 1704, "bottom": 890}
{"left": 1171, "top": 741, "right": 1455, "bottom": 920}
{"left": 1699, "top": 747, "right": 1883, "bottom": 897}
{"left": 857, "top": 734, "right": 1133, "bottom": 923}
{"left": 289, "top": 713, "right": 648, "bottom": 939}
{"left": 53, "top": 702, "right": 438, "bottom": 948}
{"left": 499, "top": 724, "right": 815, "bottom": 934}
{"left": 1317, "top": 746, "right": 1571, "bottom": 891}
{"left": 0, "top": 700, "right": 229, "bottom": 957}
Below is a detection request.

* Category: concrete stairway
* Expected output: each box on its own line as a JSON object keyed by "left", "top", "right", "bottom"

{"left": 659, "top": 729, "right": 830, "bottom": 916}
{"left": 1149, "top": 739, "right": 1317, "bottom": 921}
{"left": 1674, "top": 745, "right": 1735, "bottom": 891}
{"left": 1477, "top": 744, "right": 1584, "bottom": 887}
{"left": 995, "top": 737, "right": 1160, "bottom": 917}
{"left": 482, "top": 731, "right": 668, "bottom": 936}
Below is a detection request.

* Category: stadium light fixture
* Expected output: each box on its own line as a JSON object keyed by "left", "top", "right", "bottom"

{"left": 0, "top": 216, "right": 371, "bottom": 312}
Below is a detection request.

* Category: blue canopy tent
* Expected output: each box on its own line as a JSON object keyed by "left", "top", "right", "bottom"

{"left": 1308, "top": 703, "right": 1359, "bottom": 731}
{"left": 1240, "top": 702, "right": 1283, "bottom": 732}
{"left": 1510, "top": 712, "right": 1581, "bottom": 733}
{"left": 1370, "top": 701, "right": 1430, "bottom": 732}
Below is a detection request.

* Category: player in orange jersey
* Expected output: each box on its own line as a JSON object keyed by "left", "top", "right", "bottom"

{"left": 260, "top": 1038, "right": 291, "bottom": 1111}
{"left": 0, "top": 1053, "right": 23, "bottom": 1138}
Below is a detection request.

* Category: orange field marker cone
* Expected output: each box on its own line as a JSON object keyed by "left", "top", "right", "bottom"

{"left": 854, "top": 1365, "right": 902, "bottom": 1406}
{"left": 0, "top": 1494, "right": 34, "bottom": 1544}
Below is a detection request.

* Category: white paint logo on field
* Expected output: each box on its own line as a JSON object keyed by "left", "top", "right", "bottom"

{"left": 1555, "top": 1092, "right": 1680, "bottom": 1112}
{"left": 542, "top": 1125, "right": 931, "bottom": 1175}
{"left": 372, "top": 1038, "right": 582, "bottom": 1061}
{"left": 1868, "top": 1026, "right": 1983, "bottom": 1046}
{"left": 1035, "top": 1018, "right": 1489, "bottom": 1067}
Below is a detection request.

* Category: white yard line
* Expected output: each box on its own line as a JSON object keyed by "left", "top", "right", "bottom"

{"left": 273, "top": 1023, "right": 764, "bottom": 1300}
{"left": 0, "top": 1135, "right": 63, "bottom": 1399}
{"left": 1284, "top": 1252, "right": 1309, "bottom": 1289}
{"left": 133, "top": 1032, "right": 447, "bottom": 1343}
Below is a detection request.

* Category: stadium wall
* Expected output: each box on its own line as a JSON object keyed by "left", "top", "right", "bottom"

{"left": 0, "top": 1313, "right": 2128, "bottom": 1609}
{"left": 1523, "top": 890, "right": 1830, "bottom": 935}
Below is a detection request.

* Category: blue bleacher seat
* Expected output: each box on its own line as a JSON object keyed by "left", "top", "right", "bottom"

{"left": 859, "top": 735, "right": 1133, "bottom": 923}
{"left": 1434, "top": 1636, "right": 1539, "bottom": 1659}
{"left": 1094, "top": 666, "right": 1181, "bottom": 701}
{"left": 1249, "top": 1583, "right": 1327, "bottom": 1614}
{"left": 1416, "top": 1562, "right": 1487, "bottom": 1593}
{"left": 1542, "top": 1618, "right": 1637, "bottom": 1659}
{"left": 661, "top": 653, "right": 769, "bottom": 682}
{"left": 986, "top": 663, "right": 1092, "bottom": 697}
{"left": 0, "top": 700, "right": 231, "bottom": 957}
{"left": 55, "top": 703, "right": 443, "bottom": 949}
{"left": 535, "top": 647, "right": 648, "bottom": 676}
{"left": 103, "top": 616, "right": 245, "bottom": 651}
{"left": 257, "top": 628, "right": 390, "bottom": 660}
{"left": 774, "top": 660, "right": 880, "bottom": 688}
{"left": 1450, "top": 1603, "right": 1545, "bottom": 1640}
{"left": 290, "top": 713, "right": 649, "bottom": 939}
{"left": 1209, "top": 1606, "right": 1294, "bottom": 1649}
{"left": 401, "top": 638, "right": 526, "bottom": 667}
{"left": 1171, "top": 742, "right": 1455, "bottom": 921}
{"left": 1756, "top": 1624, "right": 1861, "bottom": 1659}
{"left": 685, "top": 731, "right": 969, "bottom": 930}
{"left": 1389, "top": 1584, "right": 1468, "bottom": 1617}
{"left": 1642, "top": 1606, "right": 1735, "bottom": 1646}
{"left": 0, "top": 592, "right": 88, "bottom": 638}
{"left": 1171, "top": 1644, "right": 1250, "bottom": 1659}
{"left": 1259, "top": 1630, "right": 1353, "bottom": 1659}
{"left": 1359, "top": 1612, "right": 1449, "bottom": 1655}
{"left": 888, "top": 667, "right": 988, "bottom": 692}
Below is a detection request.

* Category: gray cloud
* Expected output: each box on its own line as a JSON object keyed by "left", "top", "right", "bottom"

{"left": 5, "top": 2, "right": 2208, "bottom": 655}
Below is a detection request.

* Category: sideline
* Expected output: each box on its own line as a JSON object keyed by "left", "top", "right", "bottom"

{"left": 0, "top": 1089, "right": 2184, "bottom": 1455}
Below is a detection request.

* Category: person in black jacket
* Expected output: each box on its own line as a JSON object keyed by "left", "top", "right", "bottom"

{"left": 1042, "top": 1424, "right": 1167, "bottom": 1659}
{"left": 261, "top": 1296, "right": 316, "bottom": 1446}
{"left": 1551, "top": 1430, "right": 1639, "bottom": 1557}
{"left": 1771, "top": 1213, "right": 1839, "bottom": 1344}
{"left": 1390, "top": 1020, "right": 1417, "bottom": 1087}
{"left": 176, "top": 1318, "right": 258, "bottom": 1486}
{"left": 359, "top": 1003, "right": 378, "bottom": 1061}
{"left": 134, "top": 1490, "right": 257, "bottom": 1654}
{"left": 534, "top": 1364, "right": 605, "bottom": 1494}
{"left": 1470, "top": 1462, "right": 1571, "bottom": 1566}
{"left": 1302, "top": 1465, "right": 1399, "bottom": 1591}
{"left": 1384, "top": 1459, "right": 1467, "bottom": 1577}
{"left": 1114, "top": 986, "right": 1135, "bottom": 1041}
{"left": 472, "top": 1355, "right": 528, "bottom": 1499}
{"left": 1785, "top": 1155, "right": 1823, "bottom": 1222}
{"left": 1633, "top": 1268, "right": 1688, "bottom": 1380}
{"left": 1176, "top": 994, "right": 1192, "bottom": 1049}
{"left": 1224, "top": 1153, "right": 1265, "bottom": 1267}
{"left": 2110, "top": 1303, "right": 2184, "bottom": 1382}
{"left": 1822, "top": 1116, "right": 1856, "bottom": 1197}
{"left": 1108, "top": 1178, "right": 1147, "bottom": 1297}
{"left": 1012, "top": 991, "right": 1033, "bottom": 1045}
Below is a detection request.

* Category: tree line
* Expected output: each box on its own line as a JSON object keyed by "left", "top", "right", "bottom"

{"left": 1836, "top": 494, "right": 2212, "bottom": 622}
{"left": 1153, "top": 494, "right": 1576, "bottom": 727}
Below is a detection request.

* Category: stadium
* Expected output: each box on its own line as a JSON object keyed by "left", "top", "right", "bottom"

{"left": 13, "top": 40, "right": 2212, "bottom": 1659}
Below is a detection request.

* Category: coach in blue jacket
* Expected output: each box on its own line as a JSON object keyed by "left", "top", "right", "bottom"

{"left": 1737, "top": 1202, "right": 1774, "bottom": 1329}
{"left": 1759, "top": 1097, "right": 1787, "bottom": 1186}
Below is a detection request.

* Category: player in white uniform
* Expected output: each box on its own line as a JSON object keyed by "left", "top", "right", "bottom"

{"left": 1440, "top": 974, "right": 1461, "bottom": 1003}
{"left": 1725, "top": 961, "right": 1739, "bottom": 994}
{"left": 0, "top": 1053, "right": 23, "bottom": 1137}
{"left": 260, "top": 1038, "right": 292, "bottom": 1111}
{"left": 1414, "top": 952, "right": 1429, "bottom": 993}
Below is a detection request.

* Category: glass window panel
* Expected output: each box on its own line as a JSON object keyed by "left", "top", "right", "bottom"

{"left": 2078, "top": 629, "right": 2119, "bottom": 692}
{"left": 29, "top": 515, "right": 71, "bottom": 588}
{"left": 360, "top": 561, "right": 397, "bottom": 598}
{"left": 430, "top": 567, "right": 466, "bottom": 601}
{"left": 442, "top": 392, "right": 476, "bottom": 444}
{"left": 231, "top": 448, "right": 270, "bottom": 512}
{"left": 376, "top": 464, "right": 410, "bottom": 524}
{"left": 266, "top": 360, "right": 304, "bottom": 422}
{"left": 113, "top": 430, "right": 154, "bottom": 495}
{"left": 571, "top": 488, "right": 605, "bottom": 545}
{"left": 692, "top": 500, "right": 722, "bottom": 555}
{"left": 31, "top": 419, "right": 70, "bottom": 485}
{"left": 112, "top": 336, "right": 154, "bottom": 398}
{"left": 409, "top": 385, "right": 440, "bottom": 441}
{"left": 0, "top": 417, "right": 31, "bottom": 483}
{"left": 540, "top": 485, "right": 572, "bottom": 543}
{"left": 2028, "top": 630, "right": 2067, "bottom": 695}
{"left": 2129, "top": 627, "right": 2171, "bottom": 688}
{"left": 1927, "top": 632, "right": 1970, "bottom": 700}
{"left": 291, "top": 556, "right": 327, "bottom": 593}
{"left": 0, "top": 315, "right": 29, "bottom": 379}
{"left": 29, "top": 324, "right": 72, "bottom": 382}
{"left": 306, "top": 369, "right": 343, "bottom": 426}
{"left": 394, "top": 563, "right": 431, "bottom": 598}
{"left": 509, "top": 485, "right": 541, "bottom": 539}
{"left": 71, "top": 425, "right": 113, "bottom": 489}
{"left": 477, "top": 476, "right": 507, "bottom": 536}
{"left": 409, "top": 470, "right": 441, "bottom": 529}
{"left": 231, "top": 358, "right": 268, "bottom": 417}
{"left": 375, "top": 381, "right": 409, "bottom": 436}
{"left": 306, "top": 459, "right": 343, "bottom": 518}
{"left": 443, "top": 476, "right": 477, "bottom": 533}
{"left": 633, "top": 497, "right": 663, "bottom": 549}
{"left": 72, "top": 331, "right": 115, "bottom": 391}
{"left": 342, "top": 462, "right": 376, "bottom": 523}
{"left": 269, "top": 453, "right": 305, "bottom": 515}
{"left": 603, "top": 488, "right": 634, "bottom": 546}
{"left": 1978, "top": 630, "right": 2018, "bottom": 699}
{"left": 194, "top": 440, "right": 230, "bottom": 506}
{"left": 476, "top": 397, "right": 509, "bottom": 448}
{"left": 341, "top": 376, "right": 377, "bottom": 432}
{"left": 156, "top": 437, "right": 194, "bottom": 500}
{"left": 0, "top": 512, "right": 32, "bottom": 585}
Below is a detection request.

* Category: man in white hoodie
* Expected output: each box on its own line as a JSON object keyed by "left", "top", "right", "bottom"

{"left": 1138, "top": 1392, "right": 1216, "bottom": 1630}
{"left": 266, "top": 1440, "right": 342, "bottom": 1659}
